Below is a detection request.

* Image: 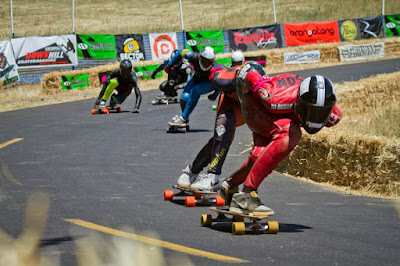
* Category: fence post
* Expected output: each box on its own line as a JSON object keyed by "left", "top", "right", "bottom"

{"left": 10, "top": 0, "right": 14, "bottom": 38}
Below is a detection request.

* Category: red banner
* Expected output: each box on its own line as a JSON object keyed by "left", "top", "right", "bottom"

{"left": 284, "top": 21, "right": 340, "bottom": 46}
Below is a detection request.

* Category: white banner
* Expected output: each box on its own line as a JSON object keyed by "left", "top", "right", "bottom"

{"left": 11, "top": 34, "right": 78, "bottom": 69}
{"left": 0, "top": 40, "right": 19, "bottom": 87}
{"left": 284, "top": 50, "right": 320, "bottom": 64}
{"left": 338, "top": 42, "right": 385, "bottom": 62}
{"left": 149, "top": 32, "right": 178, "bottom": 60}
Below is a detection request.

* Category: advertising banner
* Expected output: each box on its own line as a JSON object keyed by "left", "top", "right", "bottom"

{"left": 215, "top": 58, "right": 232, "bottom": 67}
{"left": 338, "top": 42, "right": 384, "bottom": 62}
{"left": 77, "top": 34, "right": 116, "bottom": 59}
{"left": 385, "top": 14, "right": 400, "bottom": 37}
{"left": 357, "top": 16, "right": 384, "bottom": 39}
{"left": 0, "top": 40, "right": 19, "bottom": 87}
{"left": 133, "top": 64, "right": 160, "bottom": 80}
{"left": 115, "top": 34, "right": 146, "bottom": 63}
{"left": 185, "top": 30, "right": 224, "bottom": 53}
{"left": 227, "top": 24, "right": 282, "bottom": 52}
{"left": 283, "top": 21, "right": 340, "bottom": 46}
{"left": 284, "top": 50, "right": 320, "bottom": 64}
{"left": 61, "top": 73, "right": 90, "bottom": 91}
{"left": 12, "top": 35, "right": 78, "bottom": 68}
{"left": 338, "top": 19, "right": 360, "bottom": 42}
{"left": 149, "top": 32, "right": 178, "bottom": 60}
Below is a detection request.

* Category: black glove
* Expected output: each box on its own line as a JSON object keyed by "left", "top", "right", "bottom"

{"left": 208, "top": 92, "right": 218, "bottom": 101}
{"left": 151, "top": 73, "right": 156, "bottom": 79}
{"left": 164, "top": 65, "right": 171, "bottom": 74}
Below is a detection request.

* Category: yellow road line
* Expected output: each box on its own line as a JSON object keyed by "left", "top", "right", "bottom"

{"left": 0, "top": 138, "right": 24, "bottom": 149}
{"left": 65, "top": 219, "right": 249, "bottom": 263}
{"left": 1, "top": 164, "right": 23, "bottom": 186}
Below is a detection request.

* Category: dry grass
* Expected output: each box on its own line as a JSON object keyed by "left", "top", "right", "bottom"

{"left": 1, "top": 0, "right": 400, "bottom": 40}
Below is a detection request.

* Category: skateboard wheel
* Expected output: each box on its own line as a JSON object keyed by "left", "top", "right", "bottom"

{"left": 201, "top": 214, "right": 212, "bottom": 227}
{"left": 194, "top": 193, "right": 202, "bottom": 200}
{"left": 181, "top": 127, "right": 187, "bottom": 133}
{"left": 232, "top": 222, "right": 245, "bottom": 235}
{"left": 91, "top": 109, "right": 96, "bottom": 114}
{"left": 164, "top": 190, "right": 174, "bottom": 201}
{"left": 232, "top": 215, "right": 245, "bottom": 222}
{"left": 152, "top": 100, "right": 156, "bottom": 105}
{"left": 266, "top": 221, "right": 279, "bottom": 234}
{"left": 185, "top": 196, "right": 196, "bottom": 207}
{"left": 215, "top": 196, "right": 225, "bottom": 206}
{"left": 103, "top": 108, "right": 109, "bottom": 114}
{"left": 116, "top": 107, "right": 121, "bottom": 112}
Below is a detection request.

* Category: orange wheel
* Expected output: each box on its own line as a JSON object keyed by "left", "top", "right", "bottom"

{"left": 91, "top": 109, "right": 96, "bottom": 114}
{"left": 215, "top": 196, "right": 225, "bottom": 206}
{"left": 103, "top": 108, "right": 109, "bottom": 114}
{"left": 164, "top": 190, "right": 174, "bottom": 201}
{"left": 185, "top": 196, "right": 196, "bottom": 207}
{"left": 194, "top": 193, "right": 202, "bottom": 200}
{"left": 116, "top": 107, "right": 121, "bottom": 112}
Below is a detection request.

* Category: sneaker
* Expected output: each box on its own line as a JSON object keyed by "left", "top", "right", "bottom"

{"left": 220, "top": 180, "right": 239, "bottom": 206}
{"left": 189, "top": 173, "right": 219, "bottom": 191}
{"left": 94, "top": 99, "right": 101, "bottom": 108}
{"left": 229, "top": 191, "right": 274, "bottom": 215}
{"left": 99, "top": 100, "right": 106, "bottom": 108}
{"left": 170, "top": 114, "right": 180, "bottom": 123}
{"left": 176, "top": 165, "right": 198, "bottom": 188}
{"left": 169, "top": 116, "right": 188, "bottom": 127}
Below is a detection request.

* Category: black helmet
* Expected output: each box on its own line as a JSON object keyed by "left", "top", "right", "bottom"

{"left": 297, "top": 75, "right": 336, "bottom": 134}
{"left": 235, "top": 61, "right": 267, "bottom": 104}
{"left": 120, "top": 59, "right": 132, "bottom": 79}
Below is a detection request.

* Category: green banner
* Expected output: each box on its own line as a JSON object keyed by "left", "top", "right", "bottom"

{"left": 77, "top": 34, "right": 116, "bottom": 59}
{"left": 134, "top": 64, "right": 162, "bottom": 80}
{"left": 186, "top": 30, "right": 224, "bottom": 54}
{"left": 61, "top": 74, "right": 90, "bottom": 91}
{"left": 385, "top": 14, "right": 400, "bottom": 37}
{"left": 215, "top": 58, "right": 232, "bottom": 67}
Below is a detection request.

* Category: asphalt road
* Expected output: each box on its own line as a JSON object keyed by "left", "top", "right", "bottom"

{"left": 0, "top": 58, "right": 399, "bottom": 265}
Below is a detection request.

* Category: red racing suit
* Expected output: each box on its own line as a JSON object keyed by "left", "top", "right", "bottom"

{"left": 228, "top": 71, "right": 342, "bottom": 190}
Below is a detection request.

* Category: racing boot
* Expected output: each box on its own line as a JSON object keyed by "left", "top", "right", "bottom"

{"left": 189, "top": 173, "right": 219, "bottom": 191}
{"left": 219, "top": 180, "right": 239, "bottom": 206}
{"left": 176, "top": 165, "right": 199, "bottom": 188}
{"left": 229, "top": 191, "right": 274, "bottom": 215}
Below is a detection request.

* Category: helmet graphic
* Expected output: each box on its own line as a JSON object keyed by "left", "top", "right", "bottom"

{"left": 120, "top": 59, "right": 132, "bottom": 79}
{"left": 199, "top": 46, "right": 215, "bottom": 71}
{"left": 297, "top": 75, "right": 336, "bottom": 134}
{"left": 235, "top": 61, "right": 266, "bottom": 104}
{"left": 231, "top": 50, "right": 244, "bottom": 66}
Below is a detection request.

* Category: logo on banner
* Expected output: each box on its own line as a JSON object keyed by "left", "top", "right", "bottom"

{"left": 124, "top": 38, "right": 139, "bottom": 53}
{"left": 119, "top": 37, "right": 144, "bottom": 62}
{"left": 0, "top": 53, "right": 7, "bottom": 69}
{"left": 153, "top": 35, "right": 176, "bottom": 59}
{"left": 290, "top": 27, "right": 335, "bottom": 37}
{"left": 234, "top": 30, "right": 277, "bottom": 48}
{"left": 340, "top": 20, "right": 357, "bottom": 41}
{"left": 187, "top": 39, "right": 197, "bottom": 46}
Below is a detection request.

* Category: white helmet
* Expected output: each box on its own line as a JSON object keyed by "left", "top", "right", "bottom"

{"left": 199, "top": 46, "right": 215, "bottom": 71}
{"left": 231, "top": 50, "right": 244, "bottom": 66}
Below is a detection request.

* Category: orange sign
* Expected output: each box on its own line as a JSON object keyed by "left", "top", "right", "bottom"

{"left": 284, "top": 21, "right": 340, "bottom": 46}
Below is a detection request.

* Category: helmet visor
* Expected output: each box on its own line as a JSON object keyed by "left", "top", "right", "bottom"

{"left": 297, "top": 97, "right": 334, "bottom": 134}
{"left": 199, "top": 57, "right": 213, "bottom": 70}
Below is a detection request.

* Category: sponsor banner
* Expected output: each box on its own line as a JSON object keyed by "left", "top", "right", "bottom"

{"left": 284, "top": 50, "right": 320, "bottom": 64}
{"left": 77, "top": 34, "right": 116, "bottom": 59}
{"left": 185, "top": 30, "right": 224, "bottom": 53}
{"left": 12, "top": 35, "right": 78, "bottom": 68}
{"left": 115, "top": 34, "right": 146, "bottom": 63}
{"left": 385, "top": 14, "right": 400, "bottom": 37}
{"left": 0, "top": 40, "right": 19, "bottom": 86}
{"left": 283, "top": 21, "right": 340, "bottom": 46}
{"left": 227, "top": 24, "right": 282, "bottom": 52}
{"left": 338, "top": 19, "right": 360, "bottom": 41}
{"left": 338, "top": 42, "right": 384, "bottom": 62}
{"left": 61, "top": 73, "right": 90, "bottom": 91}
{"left": 149, "top": 32, "right": 178, "bottom": 60}
{"left": 215, "top": 58, "right": 232, "bottom": 67}
{"left": 244, "top": 55, "right": 267, "bottom": 67}
{"left": 133, "top": 64, "right": 160, "bottom": 80}
{"left": 357, "top": 16, "right": 384, "bottom": 39}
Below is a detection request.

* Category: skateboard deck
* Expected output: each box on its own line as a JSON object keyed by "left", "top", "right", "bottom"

{"left": 201, "top": 206, "right": 279, "bottom": 235}
{"left": 166, "top": 124, "right": 189, "bottom": 133}
{"left": 164, "top": 185, "right": 225, "bottom": 207}
{"left": 152, "top": 96, "right": 178, "bottom": 105}
{"left": 91, "top": 105, "right": 121, "bottom": 115}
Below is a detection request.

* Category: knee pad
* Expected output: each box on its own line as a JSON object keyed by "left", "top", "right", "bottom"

{"left": 109, "top": 78, "right": 119, "bottom": 87}
{"left": 180, "top": 92, "right": 190, "bottom": 102}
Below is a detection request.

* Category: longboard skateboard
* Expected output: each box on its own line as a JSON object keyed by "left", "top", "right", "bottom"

{"left": 166, "top": 124, "right": 189, "bottom": 133}
{"left": 164, "top": 185, "right": 225, "bottom": 207}
{"left": 152, "top": 96, "right": 178, "bottom": 105}
{"left": 91, "top": 105, "right": 121, "bottom": 115}
{"left": 201, "top": 206, "right": 279, "bottom": 235}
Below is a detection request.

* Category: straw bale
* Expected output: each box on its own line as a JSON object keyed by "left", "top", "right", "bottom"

{"left": 0, "top": 79, "right": 3, "bottom": 90}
